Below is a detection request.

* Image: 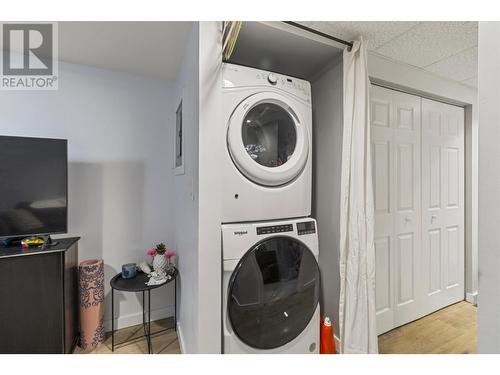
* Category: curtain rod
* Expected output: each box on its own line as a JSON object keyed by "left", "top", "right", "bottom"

{"left": 283, "top": 21, "right": 353, "bottom": 49}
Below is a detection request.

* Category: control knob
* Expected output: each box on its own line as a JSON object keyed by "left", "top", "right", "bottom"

{"left": 267, "top": 73, "right": 278, "bottom": 85}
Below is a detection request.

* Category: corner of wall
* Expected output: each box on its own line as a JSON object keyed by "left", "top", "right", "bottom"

{"left": 311, "top": 56, "right": 344, "bottom": 327}
{"left": 477, "top": 21, "right": 500, "bottom": 353}
{"left": 196, "top": 21, "right": 224, "bottom": 354}
{"left": 172, "top": 21, "right": 201, "bottom": 354}
{"left": 176, "top": 321, "right": 186, "bottom": 353}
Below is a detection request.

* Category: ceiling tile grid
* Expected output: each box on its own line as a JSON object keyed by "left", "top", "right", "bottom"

{"left": 425, "top": 46, "right": 478, "bottom": 82}
{"left": 299, "top": 21, "right": 478, "bottom": 88}
{"left": 299, "top": 21, "right": 419, "bottom": 50}
{"left": 375, "top": 22, "right": 477, "bottom": 67}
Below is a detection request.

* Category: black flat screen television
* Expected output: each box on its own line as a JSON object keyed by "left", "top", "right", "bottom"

{"left": 0, "top": 136, "right": 68, "bottom": 238}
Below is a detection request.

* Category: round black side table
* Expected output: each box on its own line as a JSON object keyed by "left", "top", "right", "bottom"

{"left": 109, "top": 268, "right": 177, "bottom": 354}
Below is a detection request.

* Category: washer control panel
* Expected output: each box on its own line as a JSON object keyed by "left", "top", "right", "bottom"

{"left": 297, "top": 221, "right": 316, "bottom": 235}
{"left": 257, "top": 224, "right": 293, "bottom": 235}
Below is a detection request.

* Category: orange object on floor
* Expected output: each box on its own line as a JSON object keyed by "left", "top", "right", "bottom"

{"left": 320, "top": 316, "right": 336, "bottom": 354}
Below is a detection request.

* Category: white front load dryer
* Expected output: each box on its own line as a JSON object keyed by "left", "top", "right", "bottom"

{"left": 222, "top": 63, "right": 312, "bottom": 223}
{"left": 222, "top": 218, "right": 320, "bottom": 354}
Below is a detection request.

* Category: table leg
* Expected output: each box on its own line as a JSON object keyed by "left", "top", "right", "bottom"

{"left": 111, "top": 288, "right": 115, "bottom": 352}
{"left": 142, "top": 290, "right": 150, "bottom": 354}
{"left": 148, "top": 289, "right": 152, "bottom": 354}
{"left": 142, "top": 291, "right": 146, "bottom": 335}
{"left": 174, "top": 278, "right": 177, "bottom": 331}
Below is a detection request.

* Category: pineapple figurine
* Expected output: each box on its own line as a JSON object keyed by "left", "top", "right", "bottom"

{"left": 152, "top": 243, "right": 168, "bottom": 274}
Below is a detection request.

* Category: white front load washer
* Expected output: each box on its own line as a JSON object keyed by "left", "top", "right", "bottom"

{"left": 222, "top": 63, "right": 312, "bottom": 223}
{"left": 222, "top": 218, "right": 320, "bottom": 354}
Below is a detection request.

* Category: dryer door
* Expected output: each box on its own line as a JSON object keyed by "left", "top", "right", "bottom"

{"left": 227, "top": 236, "right": 320, "bottom": 350}
{"left": 227, "top": 92, "right": 309, "bottom": 186}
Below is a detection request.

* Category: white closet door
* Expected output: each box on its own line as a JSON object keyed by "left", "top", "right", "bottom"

{"left": 371, "top": 86, "right": 422, "bottom": 335}
{"left": 371, "top": 87, "right": 466, "bottom": 335}
{"left": 421, "top": 98, "right": 465, "bottom": 315}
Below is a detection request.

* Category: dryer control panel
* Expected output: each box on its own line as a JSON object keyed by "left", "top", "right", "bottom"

{"left": 222, "top": 63, "right": 311, "bottom": 104}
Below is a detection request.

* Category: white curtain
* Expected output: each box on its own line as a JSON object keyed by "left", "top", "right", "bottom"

{"left": 338, "top": 38, "right": 378, "bottom": 354}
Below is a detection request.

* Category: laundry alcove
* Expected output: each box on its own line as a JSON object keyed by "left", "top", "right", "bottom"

{"left": 223, "top": 21, "right": 347, "bottom": 339}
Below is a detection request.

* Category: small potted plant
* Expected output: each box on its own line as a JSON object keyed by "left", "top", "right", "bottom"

{"left": 147, "top": 243, "right": 169, "bottom": 274}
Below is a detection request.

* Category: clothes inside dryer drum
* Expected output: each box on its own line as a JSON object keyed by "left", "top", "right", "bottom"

{"left": 228, "top": 237, "right": 320, "bottom": 350}
{"left": 242, "top": 103, "right": 297, "bottom": 168}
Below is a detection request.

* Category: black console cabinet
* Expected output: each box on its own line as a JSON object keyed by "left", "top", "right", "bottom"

{"left": 0, "top": 237, "right": 79, "bottom": 353}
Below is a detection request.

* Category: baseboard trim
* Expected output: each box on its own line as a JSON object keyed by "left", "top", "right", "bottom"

{"left": 104, "top": 305, "right": 175, "bottom": 332}
{"left": 177, "top": 321, "right": 186, "bottom": 354}
{"left": 466, "top": 292, "right": 478, "bottom": 305}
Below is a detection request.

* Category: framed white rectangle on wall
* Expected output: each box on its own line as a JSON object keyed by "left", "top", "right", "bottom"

{"left": 174, "top": 99, "right": 185, "bottom": 175}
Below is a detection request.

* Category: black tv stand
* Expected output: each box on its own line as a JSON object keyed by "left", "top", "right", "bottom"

{"left": 0, "top": 237, "right": 80, "bottom": 353}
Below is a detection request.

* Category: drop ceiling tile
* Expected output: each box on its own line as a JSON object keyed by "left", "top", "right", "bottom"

{"left": 298, "top": 21, "right": 419, "bottom": 50}
{"left": 426, "top": 46, "right": 478, "bottom": 82}
{"left": 461, "top": 77, "right": 478, "bottom": 88}
{"left": 375, "top": 21, "right": 478, "bottom": 67}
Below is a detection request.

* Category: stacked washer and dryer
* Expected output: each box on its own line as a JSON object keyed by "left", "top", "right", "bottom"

{"left": 221, "top": 63, "right": 320, "bottom": 354}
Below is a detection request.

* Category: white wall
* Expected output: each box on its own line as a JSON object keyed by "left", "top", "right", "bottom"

{"left": 311, "top": 54, "right": 344, "bottom": 328}
{"left": 368, "top": 52, "right": 479, "bottom": 302}
{"left": 477, "top": 21, "right": 500, "bottom": 353}
{"left": 197, "top": 21, "right": 223, "bottom": 353}
{"left": 171, "top": 23, "right": 201, "bottom": 354}
{"left": 171, "top": 21, "right": 223, "bottom": 354}
{"left": 0, "top": 61, "right": 176, "bottom": 330}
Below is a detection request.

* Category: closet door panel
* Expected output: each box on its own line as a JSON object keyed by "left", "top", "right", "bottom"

{"left": 375, "top": 237, "right": 391, "bottom": 313}
{"left": 372, "top": 87, "right": 465, "bottom": 336}
{"left": 391, "top": 91, "right": 422, "bottom": 329}
{"left": 371, "top": 86, "right": 396, "bottom": 335}
{"left": 427, "top": 228, "right": 442, "bottom": 295}
{"left": 396, "top": 233, "right": 415, "bottom": 305}
{"left": 421, "top": 98, "right": 464, "bottom": 315}
{"left": 373, "top": 141, "right": 391, "bottom": 215}
{"left": 371, "top": 86, "right": 422, "bottom": 334}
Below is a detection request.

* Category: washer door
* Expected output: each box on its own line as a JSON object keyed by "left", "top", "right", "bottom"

{"left": 227, "top": 92, "right": 309, "bottom": 186}
{"left": 227, "top": 236, "right": 320, "bottom": 350}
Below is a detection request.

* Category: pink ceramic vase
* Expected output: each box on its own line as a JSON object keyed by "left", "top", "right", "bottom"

{"left": 79, "top": 259, "right": 105, "bottom": 351}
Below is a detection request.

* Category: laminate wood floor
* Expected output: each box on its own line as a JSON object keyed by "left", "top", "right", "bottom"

{"left": 378, "top": 301, "right": 477, "bottom": 354}
{"left": 74, "top": 317, "right": 181, "bottom": 354}
{"left": 75, "top": 301, "right": 476, "bottom": 354}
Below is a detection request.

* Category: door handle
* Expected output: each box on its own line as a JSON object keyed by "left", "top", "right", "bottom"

{"left": 431, "top": 215, "right": 437, "bottom": 222}
{"left": 405, "top": 216, "right": 412, "bottom": 223}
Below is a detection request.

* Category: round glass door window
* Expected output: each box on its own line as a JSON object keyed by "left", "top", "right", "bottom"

{"left": 242, "top": 103, "right": 297, "bottom": 168}
{"left": 227, "top": 237, "right": 320, "bottom": 350}
{"left": 227, "top": 92, "right": 309, "bottom": 187}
